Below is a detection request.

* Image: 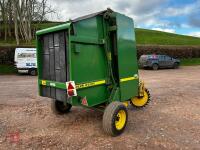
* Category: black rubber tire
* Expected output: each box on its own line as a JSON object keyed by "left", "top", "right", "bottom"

{"left": 103, "top": 102, "right": 128, "bottom": 136}
{"left": 130, "top": 88, "right": 151, "bottom": 109}
{"left": 173, "top": 63, "right": 179, "bottom": 69}
{"left": 152, "top": 63, "right": 159, "bottom": 70}
{"left": 51, "top": 100, "right": 72, "bottom": 115}
{"left": 29, "top": 69, "right": 37, "bottom": 76}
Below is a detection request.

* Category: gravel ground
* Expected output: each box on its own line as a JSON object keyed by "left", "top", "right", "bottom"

{"left": 0, "top": 66, "right": 200, "bottom": 150}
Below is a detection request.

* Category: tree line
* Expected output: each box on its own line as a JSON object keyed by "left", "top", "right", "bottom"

{"left": 0, "top": 0, "right": 55, "bottom": 45}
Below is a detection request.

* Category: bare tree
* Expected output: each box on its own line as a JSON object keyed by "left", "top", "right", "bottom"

{"left": 0, "top": 3, "right": 2, "bottom": 37}
{"left": 8, "top": 0, "right": 12, "bottom": 37}
{"left": 12, "top": 0, "right": 19, "bottom": 45}
{"left": 0, "top": 0, "right": 57, "bottom": 45}
{"left": 0, "top": 0, "right": 8, "bottom": 40}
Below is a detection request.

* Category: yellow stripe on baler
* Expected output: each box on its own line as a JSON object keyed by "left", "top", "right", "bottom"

{"left": 120, "top": 76, "right": 138, "bottom": 82}
{"left": 76, "top": 80, "right": 106, "bottom": 89}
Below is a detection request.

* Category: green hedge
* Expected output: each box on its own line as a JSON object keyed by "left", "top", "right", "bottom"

{"left": 180, "top": 58, "right": 200, "bottom": 66}
{"left": 0, "top": 64, "right": 17, "bottom": 74}
{"left": 137, "top": 45, "right": 200, "bottom": 59}
{"left": 1, "top": 45, "right": 200, "bottom": 65}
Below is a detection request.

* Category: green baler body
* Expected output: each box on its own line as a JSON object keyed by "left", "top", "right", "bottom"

{"left": 36, "top": 10, "right": 139, "bottom": 107}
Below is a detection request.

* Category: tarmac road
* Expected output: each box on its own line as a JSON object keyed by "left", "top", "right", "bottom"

{"left": 0, "top": 66, "right": 200, "bottom": 149}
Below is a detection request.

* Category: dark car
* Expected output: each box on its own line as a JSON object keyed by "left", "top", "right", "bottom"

{"left": 139, "top": 54, "right": 180, "bottom": 70}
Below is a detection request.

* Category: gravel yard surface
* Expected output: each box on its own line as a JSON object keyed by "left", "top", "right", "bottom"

{"left": 0, "top": 66, "right": 200, "bottom": 149}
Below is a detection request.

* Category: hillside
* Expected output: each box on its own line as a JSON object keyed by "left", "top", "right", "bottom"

{"left": 135, "top": 28, "right": 200, "bottom": 45}
{"left": 0, "top": 23, "right": 200, "bottom": 46}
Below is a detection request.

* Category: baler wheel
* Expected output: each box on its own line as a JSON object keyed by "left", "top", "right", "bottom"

{"left": 103, "top": 102, "right": 128, "bottom": 136}
{"left": 130, "top": 89, "right": 151, "bottom": 108}
{"left": 51, "top": 100, "right": 72, "bottom": 115}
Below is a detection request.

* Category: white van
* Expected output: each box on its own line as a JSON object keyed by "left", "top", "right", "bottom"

{"left": 14, "top": 48, "right": 37, "bottom": 75}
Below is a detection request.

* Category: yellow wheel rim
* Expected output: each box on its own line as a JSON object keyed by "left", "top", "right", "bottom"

{"left": 131, "top": 90, "right": 149, "bottom": 107}
{"left": 115, "top": 110, "right": 126, "bottom": 130}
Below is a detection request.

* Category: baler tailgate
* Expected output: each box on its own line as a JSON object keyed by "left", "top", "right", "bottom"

{"left": 41, "top": 31, "right": 68, "bottom": 101}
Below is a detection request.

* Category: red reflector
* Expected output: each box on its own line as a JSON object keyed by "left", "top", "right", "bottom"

{"left": 68, "top": 90, "right": 74, "bottom": 96}
{"left": 68, "top": 82, "right": 74, "bottom": 90}
{"left": 81, "top": 97, "right": 88, "bottom": 106}
{"left": 66, "top": 81, "right": 77, "bottom": 97}
{"left": 68, "top": 83, "right": 75, "bottom": 96}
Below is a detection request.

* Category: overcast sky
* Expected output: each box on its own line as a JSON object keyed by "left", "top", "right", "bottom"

{"left": 48, "top": 0, "right": 200, "bottom": 37}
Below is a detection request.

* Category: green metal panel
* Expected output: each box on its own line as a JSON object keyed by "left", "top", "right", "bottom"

{"left": 70, "top": 16, "right": 109, "bottom": 106}
{"left": 36, "top": 23, "right": 71, "bottom": 35}
{"left": 115, "top": 13, "right": 139, "bottom": 101}
{"left": 39, "top": 80, "right": 66, "bottom": 89}
{"left": 73, "top": 17, "right": 99, "bottom": 38}
{"left": 36, "top": 36, "right": 43, "bottom": 96}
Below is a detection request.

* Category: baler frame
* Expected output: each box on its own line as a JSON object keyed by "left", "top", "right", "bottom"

{"left": 36, "top": 9, "right": 151, "bottom": 136}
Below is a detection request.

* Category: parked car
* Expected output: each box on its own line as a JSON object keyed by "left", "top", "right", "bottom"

{"left": 139, "top": 54, "right": 180, "bottom": 70}
{"left": 14, "top": 48, "right": 37, "bottom": 75}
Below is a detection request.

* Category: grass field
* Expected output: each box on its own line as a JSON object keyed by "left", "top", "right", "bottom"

{"left": 180, "top": 58, "right": 200, "bottom": 66}
{"left": 135, "top": 28, "right": 200, "bottom": 45}
{"left": 0, "top": 64, "right": 17, "bottom": 74}
{"left": 0, "top": 39, "right": 36, "bottom": 47}
{"left": 1, "top": 22, "right": 200, "bottom": 47}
